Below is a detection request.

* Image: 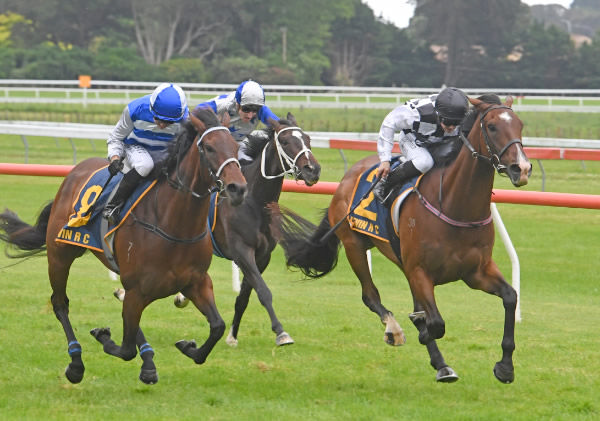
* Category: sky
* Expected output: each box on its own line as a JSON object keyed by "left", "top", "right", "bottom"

{"left": 362, "top": 0, "right": 574, "bottom": 29}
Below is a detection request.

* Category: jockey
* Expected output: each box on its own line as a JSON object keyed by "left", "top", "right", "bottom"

{"left": 103, "top": 82, "right": 189, "bottom": 224}
{"left": 374, "top": 86, "right": 469, "bottom": 206}
{"left": 195, "top": 79, "right": 279, "bottom": 164}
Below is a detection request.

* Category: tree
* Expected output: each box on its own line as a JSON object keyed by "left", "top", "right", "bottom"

{"left": 131, "top": 0, "right": 235, "bottom": 66}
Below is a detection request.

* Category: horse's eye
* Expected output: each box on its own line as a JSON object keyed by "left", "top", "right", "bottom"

{"left": 487, "top": 124, "right": 497, "bottom": 132}
{"left": 204, "top": 145, "right": 215, "bottom": 154}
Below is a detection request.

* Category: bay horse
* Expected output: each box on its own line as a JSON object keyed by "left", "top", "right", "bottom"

{"left": 276, "top": 95, "right": 531, "bottom": 383}
{"left": 171, "top": 113, "right": 321, "bottom": 346}
{"left": 0, "top": 108, "right": 247, "bottom": 384}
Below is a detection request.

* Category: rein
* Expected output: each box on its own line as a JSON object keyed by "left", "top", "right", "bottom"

{"left": 260, "top": 126, "right": 312, "bottom": 180}
{"left": 136, "top": 125, "right": 239, "bottom": 243}
{"left": 459, "top": 105, "right": 523, "bottom": 175}
{"left": 414, "top": 104, "right": 522, "bottom": 228}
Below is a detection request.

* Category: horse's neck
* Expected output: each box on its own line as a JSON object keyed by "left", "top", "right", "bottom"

{"left": 247, "top": 143, "right": 285, "bottom": 204}
{"left": 437, "top": 131, "right": 495, "bottom": 219}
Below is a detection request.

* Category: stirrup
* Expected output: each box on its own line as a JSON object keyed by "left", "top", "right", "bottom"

{"left": 103, "top": 205, "right": 122, "bottom": 225}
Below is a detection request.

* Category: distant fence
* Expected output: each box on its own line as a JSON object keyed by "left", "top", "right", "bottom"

{"left": 2, "top": 121, "right": 598, "bottom": 190}
{"left": 2, "top": 79, "right": 600, "bottom": 111}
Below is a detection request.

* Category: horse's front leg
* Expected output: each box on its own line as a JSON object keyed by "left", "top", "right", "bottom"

{"left": 175, "top": 272, "right": 225, "bottom": 364}
{"left": 226, "top": 277, "right": 253, "bottom": 347}
{"left": 90, "top": 288, "right": 143, "bottom": 362}
{"left": 234, "top": 251, "right": 294, "bottom": 346}
{"left": 341, "top": 235, "right": 405, "bottom": 346}
{"left": 464, "top": 261, "right": 516, "bottom": 384}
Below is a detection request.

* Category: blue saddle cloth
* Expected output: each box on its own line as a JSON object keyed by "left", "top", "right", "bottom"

{"left": 55, "top": 166, "right": 154, "bottom": 251}
{"left": 348, "top": 157, "right": 418, "bottom": 242}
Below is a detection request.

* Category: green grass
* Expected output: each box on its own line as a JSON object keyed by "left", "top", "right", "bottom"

{"left": 0, "top": 143, "right": 599, "bottom": 420}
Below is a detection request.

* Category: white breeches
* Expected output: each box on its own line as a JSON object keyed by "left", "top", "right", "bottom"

{"left": 398, "top": 138, "right": 434, "bottom": 173}
{"left": 122, "top": 144, "right": 167, "bottom": 177}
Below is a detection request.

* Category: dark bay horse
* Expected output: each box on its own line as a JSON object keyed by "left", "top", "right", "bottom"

{"left": 276, "top": 95, "right": 531, "bottom": 383}
{"left": 172, "top": 113, "right": 321, "bottom": 346}
{"left": 0, "top": 108, "right": 247, "bottom": 384}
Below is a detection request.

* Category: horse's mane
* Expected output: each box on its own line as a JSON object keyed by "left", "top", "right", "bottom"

{"left": 461, "top": 93, "right": 502, "bottom": 137}
{"left": 154, "top": 107, "right": 221, "bottom": 178}
{"left": 244, "top": 118, "right": 292, "bottom": 158}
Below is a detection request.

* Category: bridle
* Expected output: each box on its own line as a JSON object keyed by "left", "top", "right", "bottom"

{"left": 460, "top": 105, "right": 523, "bottom": 176}
{"left": 260, "top": 126, "right": 313, "bottom": 180}
{"left": 168, "top": 125, "right": 241, "bottom": 199}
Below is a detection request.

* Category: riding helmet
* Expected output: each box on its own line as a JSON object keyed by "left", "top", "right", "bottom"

{"left": 235, "top": 80, "right": 265, "bottom": 107}
{"left": 434, "top": 87, "right": 469, "bottom": 122}
{"left": 149, "top": 83, "right": 189, "bottom": 122}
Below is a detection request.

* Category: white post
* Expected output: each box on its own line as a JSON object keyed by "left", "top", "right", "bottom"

{"left": 490, "top": 203, "right": 521, "bottom": 322}
{"left": 232, "top": 261, "right": 241, "bottom": 292}
{"left": 366, "top": 249, "right": 372, "bottom": 273}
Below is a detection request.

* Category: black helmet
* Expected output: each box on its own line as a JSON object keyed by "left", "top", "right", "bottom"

{"left": 435, "top": 87, "right": 468, "bottom": 125}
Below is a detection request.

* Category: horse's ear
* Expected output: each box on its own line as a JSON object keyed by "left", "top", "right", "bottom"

{"left": 286, "top": 112, "right": 298, "bottom": 126}
{"left": 220, "top": 112, "right": 231, "bottom": 126}
{"left": 469, "top": 97, "right": 482, "bottom": 108}
{"left": 189, "top": 112, "right": 206, "bottom": 132}
{"left": 504, "top": 96, "right": 514, "bottom": 108}
{"left": 268, "top": 117, "right": 281, "bottom": 130}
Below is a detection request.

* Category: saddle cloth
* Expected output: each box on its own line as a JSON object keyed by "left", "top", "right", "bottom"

{"left": 348, "top": 158, "right": 419, "bottom": 242}
{"left": 55, "top": 166, "right": 155, "bottom": 252}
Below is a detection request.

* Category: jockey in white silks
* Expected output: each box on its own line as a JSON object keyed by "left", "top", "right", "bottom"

{"left": 195, "top": 80, "right": 280, "bottom": 164}
{"left": 374, "top": 87, "right": 470, "bottom": 206}
{"left": 103, "top": 82, "right": 189, "bottom": 224}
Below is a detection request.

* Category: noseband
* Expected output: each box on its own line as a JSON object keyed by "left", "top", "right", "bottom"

{"left": 260, "top": 126, "right": 313, "bottom": 180}
{"left": 460, "top": 105, "right": 523, "bottom": 175}
{"left": 169, "top": 126, "right": 241, "bottom": 199}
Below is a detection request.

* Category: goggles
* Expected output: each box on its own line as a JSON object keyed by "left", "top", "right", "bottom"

{"left": 154, "top": 117, "right": 174, "bottom": 126}
{"left": 440, "top": 117, "right": 462, "bottom": 127}
{"left": 241, "top": 104, "right": 261, "bottom": 113}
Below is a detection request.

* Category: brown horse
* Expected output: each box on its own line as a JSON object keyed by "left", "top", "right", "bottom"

{"left": 172, "top": 113, "right": 321, "bottom": 346}
{"left": 276, "top": 95, "right": 531, "bottom": 383}
{"left": 0, "top": 108, "right": 247, "bottom": 384}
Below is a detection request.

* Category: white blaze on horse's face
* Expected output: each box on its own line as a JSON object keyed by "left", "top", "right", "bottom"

{"left": 291, "top": 130, "right": 303, "bottom": 139}
{"left": 499, "top": 111, "right": 512, "bottom": 123}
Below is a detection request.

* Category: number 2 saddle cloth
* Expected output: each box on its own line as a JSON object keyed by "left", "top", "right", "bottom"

{"left": 348, "top": 157, "right": 422, "bottom": 242}
{"left": 55, "top": 165, "right": 155, "bottom": 253}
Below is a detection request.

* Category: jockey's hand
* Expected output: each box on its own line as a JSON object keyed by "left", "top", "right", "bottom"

{"left": 376, "top": 161, "right": 390, "bottom": 180}
{"left": 108, "top": 158, "right": 124, "bottom": 176}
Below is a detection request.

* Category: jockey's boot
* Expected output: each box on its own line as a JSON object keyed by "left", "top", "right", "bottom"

{"left": 103, "top": 169, "right": 143, "bottom": 225}
{"left": 374, "top": 160, "right": 421, "bottom": 207}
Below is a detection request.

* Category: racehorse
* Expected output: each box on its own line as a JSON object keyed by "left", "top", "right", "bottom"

{"left": 0, "top": 107, "right": 247, "bottom": 384}
{"left": 276, "top": 95, "right": 531, "bottom": 383}
{"left": 171, "top": 113, "right": 321, "bottom": 346}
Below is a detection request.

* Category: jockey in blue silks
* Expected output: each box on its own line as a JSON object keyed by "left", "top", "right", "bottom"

{"left": 103, "top": 82, "right": 189, "bottom": 224}
{"left": 195, "top": 79, "right": 279, "bottom": 164}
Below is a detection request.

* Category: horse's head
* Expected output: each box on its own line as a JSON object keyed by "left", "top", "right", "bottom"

{"left": 190, "top": 108, "right": 247, "bottom": 206}
{"left": 268, "top": 112, "right": 321, "bottom": 186}
{"left": 468, "top": 95, "right": 531, "bottom": 187}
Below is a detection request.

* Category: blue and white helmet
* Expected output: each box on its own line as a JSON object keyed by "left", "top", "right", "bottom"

{"left": 235, "top": 80, "right": 265, "bottom": 107}
{"left": 149, "top": 83, "right": 189, "bottom": 122}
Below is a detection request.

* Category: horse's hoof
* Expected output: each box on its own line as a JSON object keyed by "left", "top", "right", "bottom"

{"left": 276, "top": 332, "right": 295, "bottom": 346}
{"left": 493, "top": 361, "right": 514, "bottom": 383}
{"left": 226, "top": 330, "right": 238, "bottom": 347}
{"left": 175, "top": 339, "right": 197, "bottom": 354}
{"left": 436, "top": 366, "right": 459, "bottom": 383}
{"left": 174, "top": 293, "right": 189, "bottom": 308}
{"left": 65, "top": 361, "right": 85, "bottom": 384}
{"left": 113, "top": 288, "right": 125, "bottom": 302}
{"left": 139, "top": 368, "right": 158, "bottom": 385}
{"left": 90, "top": 327, "right": 111, "bottom": 342}
{"left": 384, "top": 330, "right": 406, "bottom": 346}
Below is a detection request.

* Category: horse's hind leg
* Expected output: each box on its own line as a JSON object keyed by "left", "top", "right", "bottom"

{"left": 409, "top": 304, "right": 458, "bottom": 383}
{"left": 340, "top": 233, "right": 405, "bottom": 346}
{"left": 175, "top": 273, "right": 225, "bottom": 364}
{"left": 226, "top": 278, "right": 252, "bottom": 347}
{"left": 465, "top": 262, "right": 516, "bottom": 384}
{"left": 48, "top": 246, "right": 86, "bottom": 383}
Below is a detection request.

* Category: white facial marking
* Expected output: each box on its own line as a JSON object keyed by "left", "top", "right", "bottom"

{"left": 292, "top": 130, "right": 303, "bottom": 138}
{"left": 499, "top": 111, "right": 512, "bottom": 123}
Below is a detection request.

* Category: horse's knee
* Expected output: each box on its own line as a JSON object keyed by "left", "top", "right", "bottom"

{"left": 502, "top": 285, "right": 518, "bottom": 311}
{"left": 427, "top": 318, "right": 445, "bottom": 340}
{"left": 211, "top": 320, "right": 226, "bottom": 339}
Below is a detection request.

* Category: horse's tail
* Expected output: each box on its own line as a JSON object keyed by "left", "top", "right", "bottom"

{"left": 276, "top": 205, "right": 340, "bottom": 279}
{"left": 0, "top": 202, "right": 53, "bottom": 257}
